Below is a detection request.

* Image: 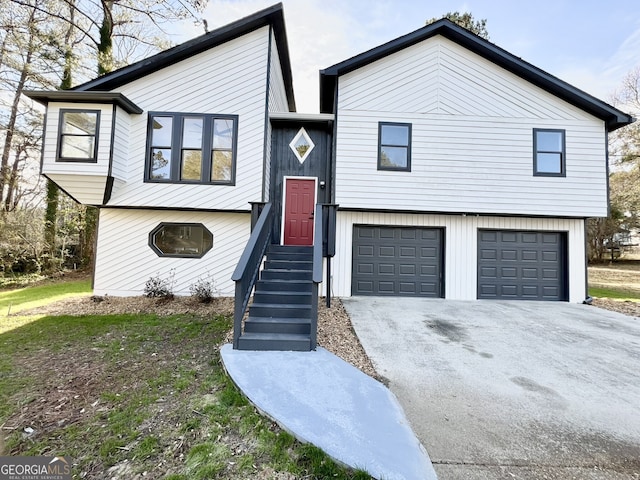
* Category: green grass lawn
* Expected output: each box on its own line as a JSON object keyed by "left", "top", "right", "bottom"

{"left": 0, "top": 282, "right": 370, "bottom": 479}
{"left": 588, "top": 287, "right": 640, "bottom": 302}
{"left": 0, "top": 279, "right": 91, "bottom": 317}
{"left": 588, "top": 261, "right": 640, "bottom": 301}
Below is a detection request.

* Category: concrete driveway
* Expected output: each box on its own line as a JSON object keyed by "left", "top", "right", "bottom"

{"left": 342, "top": 298, "right": 640, "bottom": 480}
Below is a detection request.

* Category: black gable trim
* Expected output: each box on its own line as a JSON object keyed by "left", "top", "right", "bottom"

{"left": 24, "top": 91, "right": 142, "bottom": 114}
{"left": 319, "top": 19, "right": 633, "bottom": 131}
{"left": 75, "top": 3, "right": 295, "bottom": 112}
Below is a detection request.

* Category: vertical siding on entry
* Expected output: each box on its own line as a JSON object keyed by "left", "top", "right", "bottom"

{"left": 94, "top": 208, "right": 250, "bottom": 296}
{"left": 333, "top": 211, "right": 586, "bottom": 303}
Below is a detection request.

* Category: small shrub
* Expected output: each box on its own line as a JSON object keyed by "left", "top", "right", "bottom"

{"left": 189, "top": 275, "right": 216, "bottom": 303}
{"left": 144, "top": 270, "right": 175, "bottom": 298}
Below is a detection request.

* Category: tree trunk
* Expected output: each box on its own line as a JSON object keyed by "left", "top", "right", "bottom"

{"left": 80, "top": 0, "right": 113, "bottom": 269}
{"left": 44, "top": 179, "right": 60, "bottom": 271}
{"left": 45, "top": 0, "right": 74, "bottom": 272}
{"left": 0, "top": 8, "right": 35, "bottom": 208}
{"left": 80, "top": 206, "right": 98, "bottom": 268}
{"left": 3, "top": 148, "right": 22, "bottom": 212}
{"left": 98, "top": 0, "right": 114, "bottom": 75}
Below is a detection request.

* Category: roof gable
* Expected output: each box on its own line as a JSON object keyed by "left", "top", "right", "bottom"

{"left": 75, "top": 3, "right": 295, "bottom": 111}
{"left": 319, "top": 19, "right": 633, "bottom": 131}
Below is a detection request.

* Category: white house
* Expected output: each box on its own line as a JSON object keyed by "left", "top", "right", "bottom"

{"left": 26, "top": 4, "right": 634, "bottom": 350}
{"left": 27, "top": 4, "right": 295, "bottom": 299}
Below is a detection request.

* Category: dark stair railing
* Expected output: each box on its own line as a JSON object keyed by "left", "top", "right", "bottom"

{"left": 231, "top": 203, "right": 273, "bottom": 349}
{"left": 310, "top": 203, "right": 324, "bottom": 350}
{"left": 320, "top": 204, "right": 338, "bottom": 308}
{"left": 231, "top": 202, "right": 338, "bottom": 351}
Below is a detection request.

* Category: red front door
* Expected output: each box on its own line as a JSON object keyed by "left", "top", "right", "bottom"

{"left": 283, "top": 178, "right": 315, "bottom": 246}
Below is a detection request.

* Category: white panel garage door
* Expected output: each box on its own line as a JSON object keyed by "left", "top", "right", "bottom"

{"left": 352, "top": 225, "right": 443, "bottom": 296}
{"left": 477, "top": 230, "right": 568, "bottom": 301}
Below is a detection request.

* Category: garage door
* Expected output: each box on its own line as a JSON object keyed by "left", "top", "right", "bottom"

{"left": 477, "top": 230, "right": 567, "bottom": 301}
{"left": 352, "top": 225, "right": 443, "bottom": 296}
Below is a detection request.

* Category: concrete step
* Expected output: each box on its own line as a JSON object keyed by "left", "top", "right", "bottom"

{"left": 244, "top": 316, "right": 311, "bottom": 335}
{"left": 236, "top": 332, "right": 311, "bottom": 351}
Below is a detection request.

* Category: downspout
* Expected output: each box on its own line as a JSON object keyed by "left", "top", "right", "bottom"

{"left": 326, "top": 75, "right": 340, "bottom": 307}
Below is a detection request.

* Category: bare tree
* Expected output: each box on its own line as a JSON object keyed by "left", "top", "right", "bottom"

{"left": 0, "top": 0, "right": 209, "bottom": 274}
{"left": 587, "top": 66, "right": 640, "bottom": 261}
{"left": 0, "top": 2, "right": 63, "bottom": 213}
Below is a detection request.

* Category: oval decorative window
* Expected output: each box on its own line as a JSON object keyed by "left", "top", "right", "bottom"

{"left": 149, "top": 223, "right": 213, "bottom": 258}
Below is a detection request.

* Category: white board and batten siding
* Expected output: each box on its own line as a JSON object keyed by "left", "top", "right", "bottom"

{"left": 335, "top": 36, "right": 608, "bottom": 218}
{"left": 106, "top": 26, "right": 272, "bottom": 211}
{"left": 332, "top": 211, "right": 587, "bottom": 303}
{"left": 94, "top": 209, "right": 250, "bottom": 296}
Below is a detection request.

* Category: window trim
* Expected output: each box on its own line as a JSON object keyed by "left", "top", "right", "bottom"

{"left": 56, "top": 108, "right": 101, "bottom": 163}
{"left": 145, "top": 112, "right": 238, "bottom": 185}
{"left": 533, "top": 128, "right": 566, "bottom": 177}
{"left": 148, "top": 222, "right": 213, "bottom": 258}
{"left": 378, "top": 122, "right": 412, "bottom": 172}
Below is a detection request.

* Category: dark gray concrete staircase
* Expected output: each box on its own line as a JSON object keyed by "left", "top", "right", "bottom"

{"left": 236, "top": 245, "right": 314, "bottom": 351}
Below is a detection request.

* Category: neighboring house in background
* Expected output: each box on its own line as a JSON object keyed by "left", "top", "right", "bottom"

{"left": 26, "top": 4, "right": 633, "bottom": 350}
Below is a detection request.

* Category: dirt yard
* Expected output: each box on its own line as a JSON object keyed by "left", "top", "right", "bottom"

{"left": 4, "top": 267, "right": 638, "bottom": 479}
{"left": 21, "top": 294, "right": 379, "bottom": 379}
{"left": 2, "top": 295, "right": 376, "bottom": 479}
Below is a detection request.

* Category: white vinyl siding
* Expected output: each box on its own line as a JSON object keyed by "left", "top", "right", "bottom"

{"left": 107, "top": 27, "right": 271, "bottom": 210}
{"left": 111, "top": 106, "right": 130, "bottom": 182}
{"left": 264, "top": 29, "right": 291, "bottom": 201}
{"left": 47, "top": 174, "right": 107, "bottom": 205}
{"left": 268, "top": 29, "right": 290, "bottom": 114}
{"left": 94, "top": 208, "right": 250, "bottom": 296}
{"left": 332, "top": 211, "right": 586, "bottom": 303}
{"left": 264, "top": 120, "right": 272, "bottom": 203}
{"left": 42, "top": 102, "right": 113, "bottom": 177}
{"left": 334, "top": 36, "right": 608, "bottom": 218}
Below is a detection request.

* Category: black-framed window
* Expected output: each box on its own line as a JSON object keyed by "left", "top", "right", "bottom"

{"left": 378, "top": 122, "right": 411, "bottom": 171}
{"left": 533, "top": 129, "right": 565, "bottom": 177}
{"left": 57, "top": 109, "right": 100, "bottom": 162}
{"left": 149, "top": 223, "right": 213, "bottom": 258}
{"left": 146, "top": 112, "right": 238, "bottom": 185}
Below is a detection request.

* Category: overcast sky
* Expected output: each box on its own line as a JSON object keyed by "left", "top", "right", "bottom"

{"left": 174, "top": 0, "right": 640, "bottom": 113}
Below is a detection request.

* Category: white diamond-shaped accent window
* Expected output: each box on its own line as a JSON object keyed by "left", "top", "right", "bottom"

{"left": 289, "top": 127, "right": 315, "bottom": 164}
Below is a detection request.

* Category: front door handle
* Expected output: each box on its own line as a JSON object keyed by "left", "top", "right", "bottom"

{"left": 309, "top": 211, "right": 314, "bottom": 219}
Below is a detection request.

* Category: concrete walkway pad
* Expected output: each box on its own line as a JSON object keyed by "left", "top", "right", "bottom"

{"left": 220, "top": 344, "right": 437, "bottom": 480}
